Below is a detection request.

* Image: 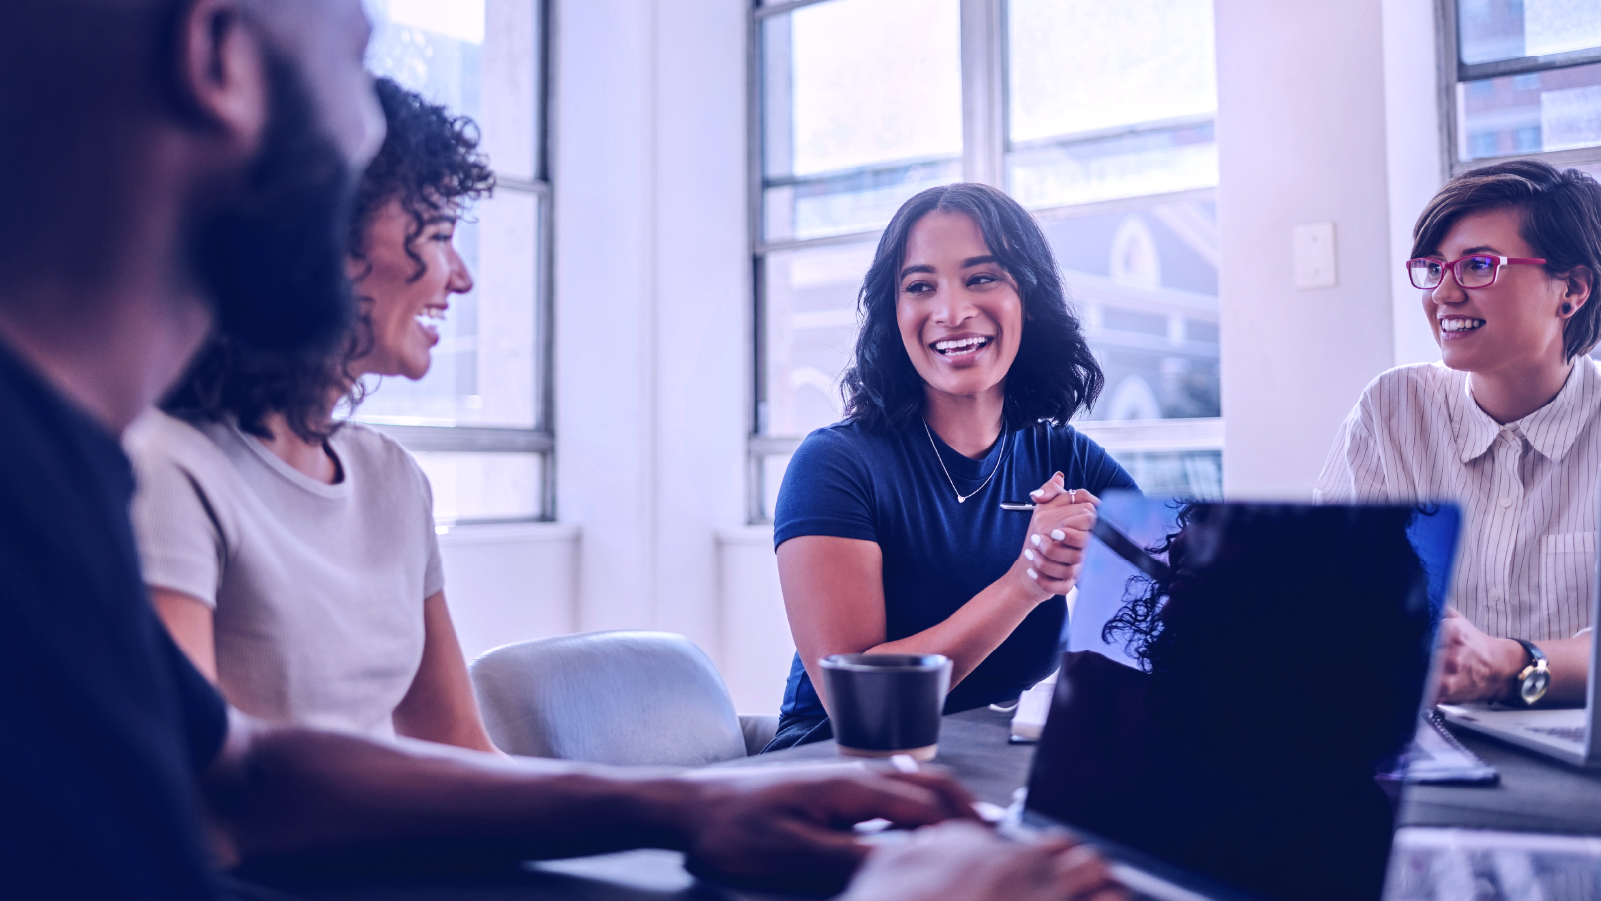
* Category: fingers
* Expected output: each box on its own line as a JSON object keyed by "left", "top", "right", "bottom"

{"left": 1068, "top": 488, "right": 1103, "bottom": 509}
{"left": 1052, "top": 843, "right": 1127, "bottom": 900}
{"left": 881, "top": 771, "right": 981, "bottom": 822}
{"left": 1029, "top": 472, "right": 1067, "bottom": 504}
{"left": 807, "top": 774, "right": 972, "bottom": 829}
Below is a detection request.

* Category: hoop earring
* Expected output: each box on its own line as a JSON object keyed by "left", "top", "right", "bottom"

{"left": 1562, "top": 302, "right": 1574, "bottom": 314}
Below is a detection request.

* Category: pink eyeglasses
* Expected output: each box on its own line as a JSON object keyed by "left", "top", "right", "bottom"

{"left": 1406, "top": 254, "right": 1547, "bottom": 290}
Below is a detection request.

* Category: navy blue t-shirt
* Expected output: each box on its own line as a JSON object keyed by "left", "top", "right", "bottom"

{"left": 0, "top": 340, "right": 229, "bottom": 899}
{"left": 769, "top": 419, "right": 1136, "bottom": 748}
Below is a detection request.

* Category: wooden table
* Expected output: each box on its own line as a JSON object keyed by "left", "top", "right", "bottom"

{"left": 266, "top": 705, "right": 1601, "bottom": 899}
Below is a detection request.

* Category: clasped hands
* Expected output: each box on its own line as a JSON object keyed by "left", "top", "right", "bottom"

{"left": 1014, "top": 472, "right": 1099, "bottom": 603}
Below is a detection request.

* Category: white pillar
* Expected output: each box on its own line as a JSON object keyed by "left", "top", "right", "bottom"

{"left": 1215, "top": 0, "right": 1440, "bottom": 498}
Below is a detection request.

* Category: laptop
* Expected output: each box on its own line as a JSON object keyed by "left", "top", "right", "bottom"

{"left": 1436, "top": 613, "right": 1600, "bottom": 767}
{"left": 1013, "top": 494, "right": 1462, "bottom": 901}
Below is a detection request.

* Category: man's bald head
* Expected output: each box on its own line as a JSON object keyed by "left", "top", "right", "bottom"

{"left": 0, "top": 0, "right": 381, "bottom": 351}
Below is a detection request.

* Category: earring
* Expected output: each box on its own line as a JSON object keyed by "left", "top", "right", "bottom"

{"left": 1562, "top": 303, "right": 1574, "bottom": 314}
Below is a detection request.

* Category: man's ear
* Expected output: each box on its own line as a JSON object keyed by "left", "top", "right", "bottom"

{"left": 172, "top": 0, "right": 268, "bottom": 153}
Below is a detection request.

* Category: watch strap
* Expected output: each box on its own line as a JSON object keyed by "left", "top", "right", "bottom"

{"left": 1515, "top": 638, "right": 1548, "bottom": 668}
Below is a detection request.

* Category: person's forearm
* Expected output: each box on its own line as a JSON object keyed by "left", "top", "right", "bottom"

{"left": 1537, "top": 635, "right": 1591, "bottom": 705}
{"left": 206, "top": 719, "right": 698, "bottom": 866}
{"left": 865, "top": 570, "right": 1039, "bottom": 690}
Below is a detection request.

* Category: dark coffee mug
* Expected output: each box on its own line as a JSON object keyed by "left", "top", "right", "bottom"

{"left": 820, "top": 653, "right": 952, "bottom": 761}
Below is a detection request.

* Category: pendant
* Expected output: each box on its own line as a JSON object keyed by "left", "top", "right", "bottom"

{"left": 957, "top": 494, "right": 969, "bottom": 504}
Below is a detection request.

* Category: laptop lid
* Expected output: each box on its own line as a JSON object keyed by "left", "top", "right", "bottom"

{"left": 1024, "top": 495, "right": 1462, "bottom": 901}
{"left": 1587, "top": 485, "right": 1601, "bottom": 761}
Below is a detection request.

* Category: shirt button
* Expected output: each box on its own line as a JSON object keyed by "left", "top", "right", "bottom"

{"left": 1501, "top": 494, "right": 1514, "bottom": 507}
{"left": 1491, "top": 590, "right": 1503, "bottom": 602}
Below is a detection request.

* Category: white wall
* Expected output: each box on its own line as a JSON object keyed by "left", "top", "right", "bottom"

{"left": 441, "top": 523, "right": 579, "bottom": 661}
{"left": 1216, "top": 0, "right": 1442, "bottom": 499}
{"left": 547, "top": 0, "right": 775, "bottom": 709}
{"left": 1382, "top": 0, "right": 1449, "bottom": 367}
{"left": 446, "top": 0, "right": 1454, "bottom": 713}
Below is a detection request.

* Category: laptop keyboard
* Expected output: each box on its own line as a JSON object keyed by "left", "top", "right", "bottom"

{"left": 1526, "top": 725, "right": 1586, "bottom": 742}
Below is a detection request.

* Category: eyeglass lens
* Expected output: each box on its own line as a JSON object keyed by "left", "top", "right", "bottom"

{"left": 1408, "top": 256, "right": 1497, "bottom": 290}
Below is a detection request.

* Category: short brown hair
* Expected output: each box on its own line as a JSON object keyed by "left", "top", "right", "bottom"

{"left": 1412, "top": 159, "right": 1601, "bottom": 360}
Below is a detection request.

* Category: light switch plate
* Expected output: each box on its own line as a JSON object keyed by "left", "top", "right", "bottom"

{"left": 1293, "top": 221, "right": 1337, "bottom": 289}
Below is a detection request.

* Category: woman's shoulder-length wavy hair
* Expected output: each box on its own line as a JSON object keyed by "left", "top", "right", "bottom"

{"left": 840, "top": 182, "right": 1103, "bottom": 433}
{"left": 162, "top": 77, "right": 496, "bottom": 444}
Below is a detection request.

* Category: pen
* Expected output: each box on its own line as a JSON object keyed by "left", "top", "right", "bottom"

{"left": 999, "top": 501, "right": 1172, "bottom": 580}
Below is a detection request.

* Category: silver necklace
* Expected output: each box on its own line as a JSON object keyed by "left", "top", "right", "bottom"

{"left": 922, "top": 418, "right": 1010, "bottom": 504}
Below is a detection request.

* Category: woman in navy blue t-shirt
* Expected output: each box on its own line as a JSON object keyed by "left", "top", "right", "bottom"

{"left": 768, "top": 183, "right": 1137, "bottom": 751}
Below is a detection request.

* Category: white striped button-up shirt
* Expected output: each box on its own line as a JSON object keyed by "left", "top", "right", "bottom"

{"left": 1315, "top": 360, "right": 1601, "bottom": 641}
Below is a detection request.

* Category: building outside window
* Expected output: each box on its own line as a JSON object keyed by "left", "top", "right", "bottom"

{"left": 1446, "top": 0, "right": 1601, "bottom": 177}
{"left": 356, "top": 0, "right": 553, "bottom": 525}
{"left": 751, "top": 0, "right": 1222, "bottom": 522}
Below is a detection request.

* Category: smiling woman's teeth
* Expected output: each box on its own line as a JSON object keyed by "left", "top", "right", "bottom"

{"left": 416, "top": 310, "right": 446, "bottom": 330}
{"left": 1440, "top": 318, "right": 1485, "bottom": 332}
{"left": 934, "top": 336, "right": 992, "bottom": 355}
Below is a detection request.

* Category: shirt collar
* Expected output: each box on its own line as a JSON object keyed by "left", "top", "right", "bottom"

{"left": 1519, "top": 359, "right": 1601, "bottom": 463}
{"left": 1450, "top": 360, "right": 1600, "bottom": 464}
{"left": 1449, "top": 371, "right": 1500, "bottom": 464}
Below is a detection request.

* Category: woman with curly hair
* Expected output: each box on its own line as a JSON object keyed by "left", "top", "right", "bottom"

{"left": 766, "top": 183, "right": 1137, "bottom": 751}
{"left": 124, "top": 78, "right": 498, "bottom": 750}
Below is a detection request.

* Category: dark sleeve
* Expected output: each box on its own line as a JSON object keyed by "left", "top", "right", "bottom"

{"left": 772, "top": 428, "right": 877, "bottom": 550}
{"left": 1065, "top": 428, "right": 1140, "bottom": 495}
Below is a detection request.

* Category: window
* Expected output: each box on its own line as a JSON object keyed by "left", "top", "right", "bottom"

{"left": 358, "top": 0, "right": 553, "bottom": 524}
{"left": 1444, "top": 0, "right": 1601, "bottom": 176}
{"left": 751, "top": 0, "right": 1222, "bottom": 521}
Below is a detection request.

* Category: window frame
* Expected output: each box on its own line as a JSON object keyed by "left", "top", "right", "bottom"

{"left": 1437, "top": 0, "right": 1601, "bottom": 178}
{"left": 362, "top": 0, "right": 556, "bottom": 525}
{"left": 747, "top": 0, "right": 1224, "bottom": 522}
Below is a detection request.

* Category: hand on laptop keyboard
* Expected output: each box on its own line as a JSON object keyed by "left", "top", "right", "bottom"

{"left": 839, "top": 821, "right": 1128, "bottom": 901}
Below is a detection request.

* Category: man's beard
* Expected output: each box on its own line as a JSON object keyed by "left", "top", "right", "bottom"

{"left": 188, "top": 52, "right": 357, "bottom": 353}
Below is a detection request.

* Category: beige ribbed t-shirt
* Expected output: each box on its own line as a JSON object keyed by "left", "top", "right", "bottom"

{"left": 125, "top": 411, "right": 445, "bottom": 738}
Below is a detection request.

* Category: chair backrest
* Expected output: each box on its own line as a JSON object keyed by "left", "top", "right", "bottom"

{"left": 469, "top": 630, "right": 749, "bottom": 766}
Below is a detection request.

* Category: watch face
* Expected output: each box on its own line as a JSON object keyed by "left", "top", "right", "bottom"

{"left": 1521, "top": 669, "right": 1552, "bottom": 705}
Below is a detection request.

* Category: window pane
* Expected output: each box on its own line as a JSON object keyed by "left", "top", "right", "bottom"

{"left": 413, "top": 451, "right": 543, "bottom": 523}
{"left": 1458, "top": 61, "right": 1601, "bottom": 160}
{"left": 1104, "top": 449, "right": 1222, "bottom": 499}
{"left": 1006, "top": 0, "right": 1217, "bottom": 208}
{"left": 759, "top": 240, "right": 875, "bottom": 439}
{"left": 366, "top": 0, "right": 540, "bottom": 180}
{"left": 1043, "top": 200, "right": 1221, "bottom": 421}
{"left": 1008, "top": 0, "right": 1217, "bottom": 142}
{"left": 356, "top": 190, "right": 541, "bottom": 428}
{"left": 759, "top": 453, "right": 793, "bottom": 523}
{"left": 1458, "top": 0, "right": 1601, "bottom": 64}
{"left": 761, "top": 0, "right": 962, "bottom": 241}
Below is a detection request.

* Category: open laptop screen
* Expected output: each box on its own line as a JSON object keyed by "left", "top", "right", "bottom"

{"left": 1024, "top": 496, "right": 1460, "bottom": 901}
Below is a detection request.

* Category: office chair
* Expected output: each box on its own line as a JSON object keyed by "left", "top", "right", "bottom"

{"left": 470, "top": 630, "right": 779, "bottom": 766}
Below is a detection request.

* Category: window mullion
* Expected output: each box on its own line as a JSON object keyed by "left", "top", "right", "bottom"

{"left": 959, "top": 0, "right": 1006, "bottom": 187}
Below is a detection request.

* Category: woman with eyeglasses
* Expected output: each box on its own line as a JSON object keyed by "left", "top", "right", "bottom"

{"left": 1317, "top": 159, "right": 1601, "bottom": 707}
{"left": 764, "top": 183, "right": 1137, "bottom": 751}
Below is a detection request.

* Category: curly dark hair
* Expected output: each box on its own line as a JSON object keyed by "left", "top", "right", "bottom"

{"left": 1412, "top": 159, "right": 1601, "bottom": 360}
{"left": 840, "top": 183, "right": 1104, "bottom": 433}
{"left": 163, "top": 77, "right": 496, "bottom": 443}
{"left": 1102, "top": 503, "right": 1436, "bottom": 769}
